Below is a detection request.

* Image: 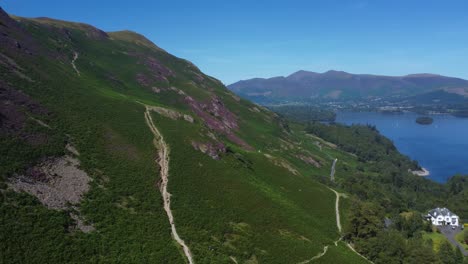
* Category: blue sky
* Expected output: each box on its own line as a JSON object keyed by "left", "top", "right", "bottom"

{"left": 3, "top": 0, "right": 468, "bottom": 84}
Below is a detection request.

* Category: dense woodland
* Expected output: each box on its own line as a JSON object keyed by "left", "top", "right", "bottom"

{"left": 269, "top": 105, "right": 336, "bottom": 122}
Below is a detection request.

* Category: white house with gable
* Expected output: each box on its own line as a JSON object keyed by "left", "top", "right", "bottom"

{"left": 425, "top": 207, "right": 459, "bottom": 226}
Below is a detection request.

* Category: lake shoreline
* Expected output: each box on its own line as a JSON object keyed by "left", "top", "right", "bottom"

{"left": 336, "top": 111, "right": 468, "bottom": 183}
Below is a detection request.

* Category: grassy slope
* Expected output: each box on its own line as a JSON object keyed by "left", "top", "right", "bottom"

{"left": 315, "top": 242, "right": 369, "bottom": 264}
{"left": 422, "top": 231, "right": 450, "bottom": 252}
{"left": 456, "top": 230, "right": 468, "bottom": 250}
{"left": 0, "top": 12, "right": 366, "bottom": 263}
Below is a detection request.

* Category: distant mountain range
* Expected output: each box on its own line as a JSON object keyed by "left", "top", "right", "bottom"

{"left": 228, "top": 70, "right": 468, "bottom": 104}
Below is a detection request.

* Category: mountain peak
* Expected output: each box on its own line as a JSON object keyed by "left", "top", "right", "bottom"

{"left": 108, "top": 30, "right": 164, "bottom": 51}
{"left": 323, "top": 70, "right": 350, "bottom": 76}
{"left": 287, "top": 70, "right": 319, "bottom": 80}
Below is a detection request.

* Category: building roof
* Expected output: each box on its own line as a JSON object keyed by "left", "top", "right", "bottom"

{"left": 427, "top": 207, "right": 458, "bottom": 218}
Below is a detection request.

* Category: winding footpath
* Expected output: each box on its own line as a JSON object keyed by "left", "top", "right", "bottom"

{"left": 143, "top": 106, "right": 195, "bottom": 264}
{"left": 298, "top": 187, "right": 372, "bottom": 263}
{"left": 71, "top": 51, "right": 80, "bottom": 76}
{"left": 299, "top": 188, "right": 342, "bottom": 264}
{"left": 298, "top": 245, "right": 330, "bottom": 264}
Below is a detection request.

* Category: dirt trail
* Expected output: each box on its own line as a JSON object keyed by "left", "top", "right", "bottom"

{"left": 71, "top": 52, "right": 80, "bottom": 76}
{"left": 298, "top": 187, "right": 373, "bottom": 263}
{"left": 298, "top": 188, "right": 342, "bottom": 263}
{"left": 328, "top": 187, "right": 342, "bottom": 232}
{"left": 298, "top": 246, "right": 330, "bottom": 264}
{"left": 143, "top": 106, "right": 194, "bottom": 264}
{"left": 346, "top": 243, "right": 373, "bottom": 262}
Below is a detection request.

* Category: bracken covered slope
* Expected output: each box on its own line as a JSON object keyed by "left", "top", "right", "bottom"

{"left": 0, "top": 7, "right": 367, "bottom": 263}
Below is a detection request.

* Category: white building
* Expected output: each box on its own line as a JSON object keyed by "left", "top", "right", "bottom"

{"left": 425, "top": 207, "right": 459, "bottom": 226}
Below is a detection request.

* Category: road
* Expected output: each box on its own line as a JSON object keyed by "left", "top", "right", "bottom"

{"left": 437, "top": 225, "right": 468, "bottom": 256}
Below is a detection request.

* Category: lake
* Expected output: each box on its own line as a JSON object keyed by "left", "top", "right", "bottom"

{"left": 335, "top": 111, "right": 468, "bottom": 183}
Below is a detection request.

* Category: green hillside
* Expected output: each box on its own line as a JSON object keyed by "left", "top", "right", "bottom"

{"left": 1, "top": 7, "right": 466, "bottom": 264}
{"left": 0, "top": 8, "right": 369, "bottom": 263}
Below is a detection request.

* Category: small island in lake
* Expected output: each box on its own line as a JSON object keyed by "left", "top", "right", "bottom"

{"left": 416, "top": 116, "right": 433, "bottom": 125}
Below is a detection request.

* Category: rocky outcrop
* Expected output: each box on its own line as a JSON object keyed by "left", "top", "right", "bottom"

{"left": 296, "top": 154, "right": 322, "bottom": 168}
{"left": 145, "top": 105, "right": 194, "bottom": 123}
{"left": 133, "top": 53, "right": 174, "bottom": 87}
{"left": 191, "top": 141, "right": 226, "bottom": 160}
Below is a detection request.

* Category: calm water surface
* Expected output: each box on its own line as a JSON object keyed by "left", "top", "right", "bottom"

{"left": 335, "top": 111, "right": 468, "bottom": 183}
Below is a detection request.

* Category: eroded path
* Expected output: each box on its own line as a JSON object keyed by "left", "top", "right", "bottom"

{"left": 71, "top": 51, "right": 80, "bottom": 76}
{"left": 143, "top": 105, "right": 194, "bottom": 264}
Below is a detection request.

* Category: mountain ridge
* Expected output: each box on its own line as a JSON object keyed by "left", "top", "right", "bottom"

{"left": 236, "top": 70, "right": 465, "bottom": 82}
{"left": 228, "top": 70, "right": 468, "bottom": 103}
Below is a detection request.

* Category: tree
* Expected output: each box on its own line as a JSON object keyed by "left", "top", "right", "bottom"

{"left": 344, "top": 200, "right": 384, "bottom": 241}
{"left": 405, "top": 237, "right": 437, "bottom": 264}
{"left": 437, "top": 240, "right": 455, "bottom": 264}
{"left": 394, "top": 212, "right": 424, "bottom": 238}
{"left": 454, "top": 247, "right": 464, "bottom": 264}
{"left": 374, "top": 231, "right": 406, "bottom": 264}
